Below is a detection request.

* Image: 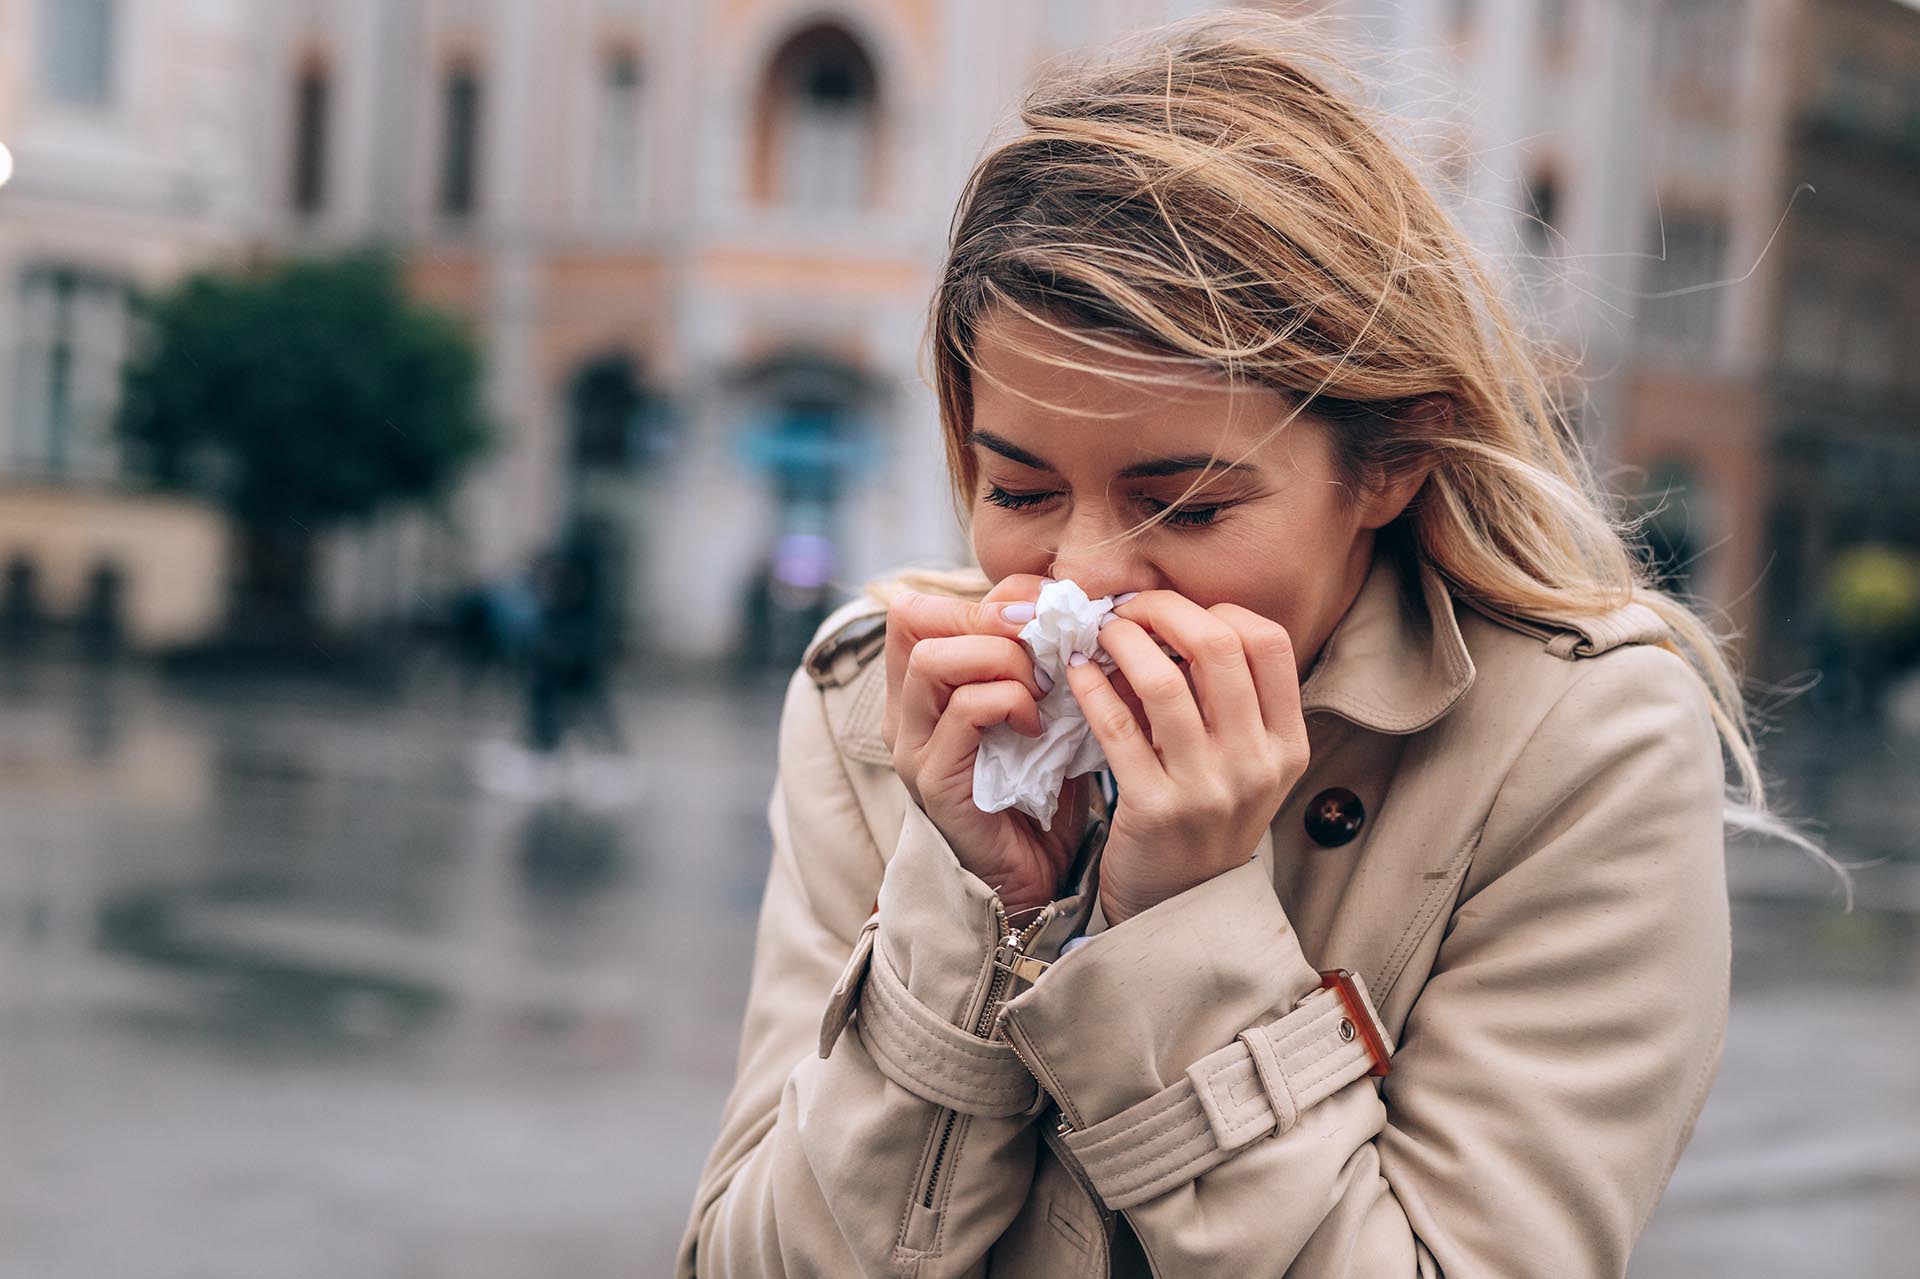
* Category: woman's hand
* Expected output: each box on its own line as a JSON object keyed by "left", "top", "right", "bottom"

{"left": 882, "top": 578, "right": 1094, "bottom": 917}
{"left": 1062, "top": 591, "right": 1309, "bottom": 926}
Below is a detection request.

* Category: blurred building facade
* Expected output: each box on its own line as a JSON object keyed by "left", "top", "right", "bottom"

{"left": 0, "top": 0, "right": 1913, "bottom": 671}
{"left": 1755, "top": 0, "right": 1920, "bottom": 679}
{"left": 1388, "top": 0, "right": 1918, "bottom": 680}
{"left": 252, "top": 0, "right": 1241, "bottom": 662}
{"left": 0, "top": 0, "right": 241, "bottom": 647}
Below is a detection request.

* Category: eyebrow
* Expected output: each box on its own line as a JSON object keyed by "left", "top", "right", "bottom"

{"left": 966, "top": 429, "right": 1260, "bottom": 480}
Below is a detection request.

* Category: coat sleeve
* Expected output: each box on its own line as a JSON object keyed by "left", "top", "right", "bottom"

{"left": 676, "top": 664, "right": 1055, "bottom": 1279}
{"left": 995, "top": 643, "right": 1732, "bottom": 1277}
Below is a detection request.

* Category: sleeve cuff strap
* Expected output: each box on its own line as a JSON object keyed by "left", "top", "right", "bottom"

{"left": 1061, "top": 972, "right": 1394, "bottom": 1210}
{"left": 818, "top": 913, "right": 1040, "bottom": 1118}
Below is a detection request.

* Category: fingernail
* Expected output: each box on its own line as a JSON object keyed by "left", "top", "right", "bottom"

{"left": 1035, "top": 666, "right": 1055, "bottom": 693}
{"left": 1114, "top": 591, "right": 1140, "bottom": 606}
{"left": 1068, "top": 651, "right": 1089, "bottom": 668}
{"left": 1000, "top": 602, "right": 1036, "bottom": 623}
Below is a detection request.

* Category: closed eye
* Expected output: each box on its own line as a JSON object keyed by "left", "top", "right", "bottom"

{"left": 981, "top": 485, "right": 1056, "bottom": 511}
{"left": 982, "top": 485, "right": 1225, "bottom": 528}
{"left": 1140, "top": 498, "right": 1223, "bottom": 528}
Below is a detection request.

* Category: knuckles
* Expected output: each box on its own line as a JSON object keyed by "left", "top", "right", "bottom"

{"left": 1134, "top": 669, "right": 1190, "bottom": 704}
{"left": 1096, "top": 703, "right": 1143, "bottom": 743}
{"left": 1240, "top": 617, "right": 1294, "bottom": 657}
{"left": 1195, "top": 625, "right": 1244, "bottom": 664}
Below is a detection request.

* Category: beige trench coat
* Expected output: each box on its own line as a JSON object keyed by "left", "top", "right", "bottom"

{"left": 677, "top": 544, "right": 1730, "bottom": 1278}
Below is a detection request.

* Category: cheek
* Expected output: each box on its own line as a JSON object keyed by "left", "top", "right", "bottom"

{"left": 968, "top": 509, "right": 1040, "bottom": 579}
{"left": 1161, "top": 518, "right": 1324, "bottom": 627}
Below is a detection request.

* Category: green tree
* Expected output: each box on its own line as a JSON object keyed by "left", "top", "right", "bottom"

{"left": 117, "top": 249, "right": 490, "bottom": 631}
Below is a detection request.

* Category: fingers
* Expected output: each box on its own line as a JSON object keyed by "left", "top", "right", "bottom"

{"left": 899, "top": 635, "right": 1047, "bottom": 754}
{"left": 883, "top": 582, "right": 1042, "bottom": 747}
{"left": 913, "top": 679, "right": 1043, "bottom": 791}
{"left": 1061, "top": 646, "right": 1167, "bottom": 791}
{"left": 1207, "top": 602, "right": 1305, "bottom": 751}
{"left": 1092, "top": 618, "right": 1209, "bottom": 757}
{"left": 1107, "top": 590, "right": 1262, "bottom": 742}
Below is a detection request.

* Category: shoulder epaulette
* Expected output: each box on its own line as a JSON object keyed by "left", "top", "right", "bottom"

{"left": 1454, "top": 594, "right": 1672, "bottom": 660}
{"left": 802, "top": 596, "right": 889, "bottom": 688}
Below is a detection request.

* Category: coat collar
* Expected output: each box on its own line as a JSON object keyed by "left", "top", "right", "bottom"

{"left": 1298, "top": 544, "right": 1477, "bottom": 736}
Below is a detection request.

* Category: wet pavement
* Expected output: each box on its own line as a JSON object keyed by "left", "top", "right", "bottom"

{"left": 0, "top": 648, "right": 1914, "bottom": 1277}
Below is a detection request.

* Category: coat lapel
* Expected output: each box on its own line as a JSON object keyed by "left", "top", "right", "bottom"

{"left": 1298, "top": 546, "right": 1477, "bottom": 735}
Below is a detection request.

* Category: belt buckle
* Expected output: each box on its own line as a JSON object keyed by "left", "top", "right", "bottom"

{"left": 1318, "top": 968, "right": 1392, "bottom": 1078}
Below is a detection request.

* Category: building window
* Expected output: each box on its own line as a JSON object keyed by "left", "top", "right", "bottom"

{"left": 754, "top": 24, "right": 880, "bottom": 213}
{"left": 1520, "top": 170, "right": 1561, "bottom": 257}
{"left": 1817, "top": 54, "right": 1911, "bottom": 147}
{"left": 1638, "top": 459, "right": 1708, "bottom": 596}
{"left": 38, "top": 0, "right": 115, "bottom": 107}
{"left": 11, "top": 265, "right": 128, "bottom": 478}
{"left": 595, "top": 50, "right": 643, "bottom": 225}
{"left": 439, "top": 63, "right": 484, "bottom": 220}
{"left": 1838, "top": 286, "right": 1897, "bottom": 391}
{"left": 291, "top": 62, "right": 331, "bottom": 217}
{"left": 1781, "top": 267, "right": 1840, "bottom": 378}
{"left": 1539, "top": 0, "right": 1575, "bottom": 45}
{"left": 1652, "top": 0, "right": 1740, "bottom": 97}
{"left": 1637, "top": 211, "right": 1728, "bottom": 361}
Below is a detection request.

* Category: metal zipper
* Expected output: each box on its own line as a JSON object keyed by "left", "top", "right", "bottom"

{"left": 1004, "top": 1017, "right": 1114, "bottom": 1244}
{"left": 1046, "top": 1112, "right": 1114, "bottom": 1240}
{"left": 915, "top": 901, "right": 1056, "bottom": 1210}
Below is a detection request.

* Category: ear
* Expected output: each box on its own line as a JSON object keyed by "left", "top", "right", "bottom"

{"left": 1356, "top": 462, "right": 1434, "bottom": 530}
{"left": 1354, "top": 395, "right": 1447, "bottom": 530}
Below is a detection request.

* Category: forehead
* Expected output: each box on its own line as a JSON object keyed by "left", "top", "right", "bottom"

{"left": 969, "top": 309, "right": 1301, "bottom": 465}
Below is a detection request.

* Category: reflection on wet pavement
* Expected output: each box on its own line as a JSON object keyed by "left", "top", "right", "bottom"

{"left": 0, "top": 652, "right": 1914, "bottom": 1276}
{"left": 0, "top": 652, "right": 777, "bottom": 1277}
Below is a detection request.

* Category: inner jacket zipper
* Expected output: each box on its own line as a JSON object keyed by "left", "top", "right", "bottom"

{"left": 917, "top": 901, "right": 1055, "bottom": 1210}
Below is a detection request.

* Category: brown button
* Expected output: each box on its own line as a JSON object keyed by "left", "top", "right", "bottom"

{"left": 1304, "top": 787, "right": 1365, "bottom": 847}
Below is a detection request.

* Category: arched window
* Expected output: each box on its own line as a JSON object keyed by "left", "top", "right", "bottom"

{"left": 291, "top": 58, "right": 331, "bottom": 217}
{"left": 752, "top": 24, "right": 880, "bottom": 212}
{"left": 439, "top": 61, "right": 484, "bottom": 220}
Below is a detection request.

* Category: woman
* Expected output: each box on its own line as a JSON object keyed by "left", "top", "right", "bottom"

{"left": 679, "top": 12, "right": 1815, "bottom": 1277}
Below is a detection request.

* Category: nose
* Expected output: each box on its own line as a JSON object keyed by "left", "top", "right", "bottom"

{"left": 1047, "top": 513, "right": 1150, "bottom": 601}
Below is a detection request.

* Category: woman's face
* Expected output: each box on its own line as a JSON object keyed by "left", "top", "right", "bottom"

{"left": 966, "top": 310, "right": 1415, "bottom": 674}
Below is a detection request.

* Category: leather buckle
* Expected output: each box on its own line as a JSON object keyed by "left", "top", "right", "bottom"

{"left": 1318, "top": 968, "right": 1392, "bottom": 1078}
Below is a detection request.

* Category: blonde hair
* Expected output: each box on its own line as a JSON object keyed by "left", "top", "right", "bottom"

{"left": 872, "top": 10, "right": 1837, "bottom": 890}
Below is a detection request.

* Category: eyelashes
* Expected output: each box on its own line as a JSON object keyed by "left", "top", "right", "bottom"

{"left": 981, "top": 484, "right": 1224, "bottom": 528}
{"left": 981, "top": 485, "right": 1051, "bottom": 511}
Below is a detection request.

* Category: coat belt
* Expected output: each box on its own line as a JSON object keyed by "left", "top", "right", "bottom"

{"left": 1062, "top": 974, "right": 1392, "bottom": 1210}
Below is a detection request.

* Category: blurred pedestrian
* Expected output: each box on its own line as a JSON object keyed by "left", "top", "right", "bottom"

{"left": 525, "top": 537, "right": 625, "bottom": 758}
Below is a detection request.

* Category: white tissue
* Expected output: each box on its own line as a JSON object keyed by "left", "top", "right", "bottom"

{"left": 972, "top": 578, "right": 1119, "bottom": 830}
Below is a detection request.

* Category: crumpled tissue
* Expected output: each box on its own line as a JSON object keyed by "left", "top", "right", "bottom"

{"left": 972, "top": 578, "right": 1119, "bottom": 830}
